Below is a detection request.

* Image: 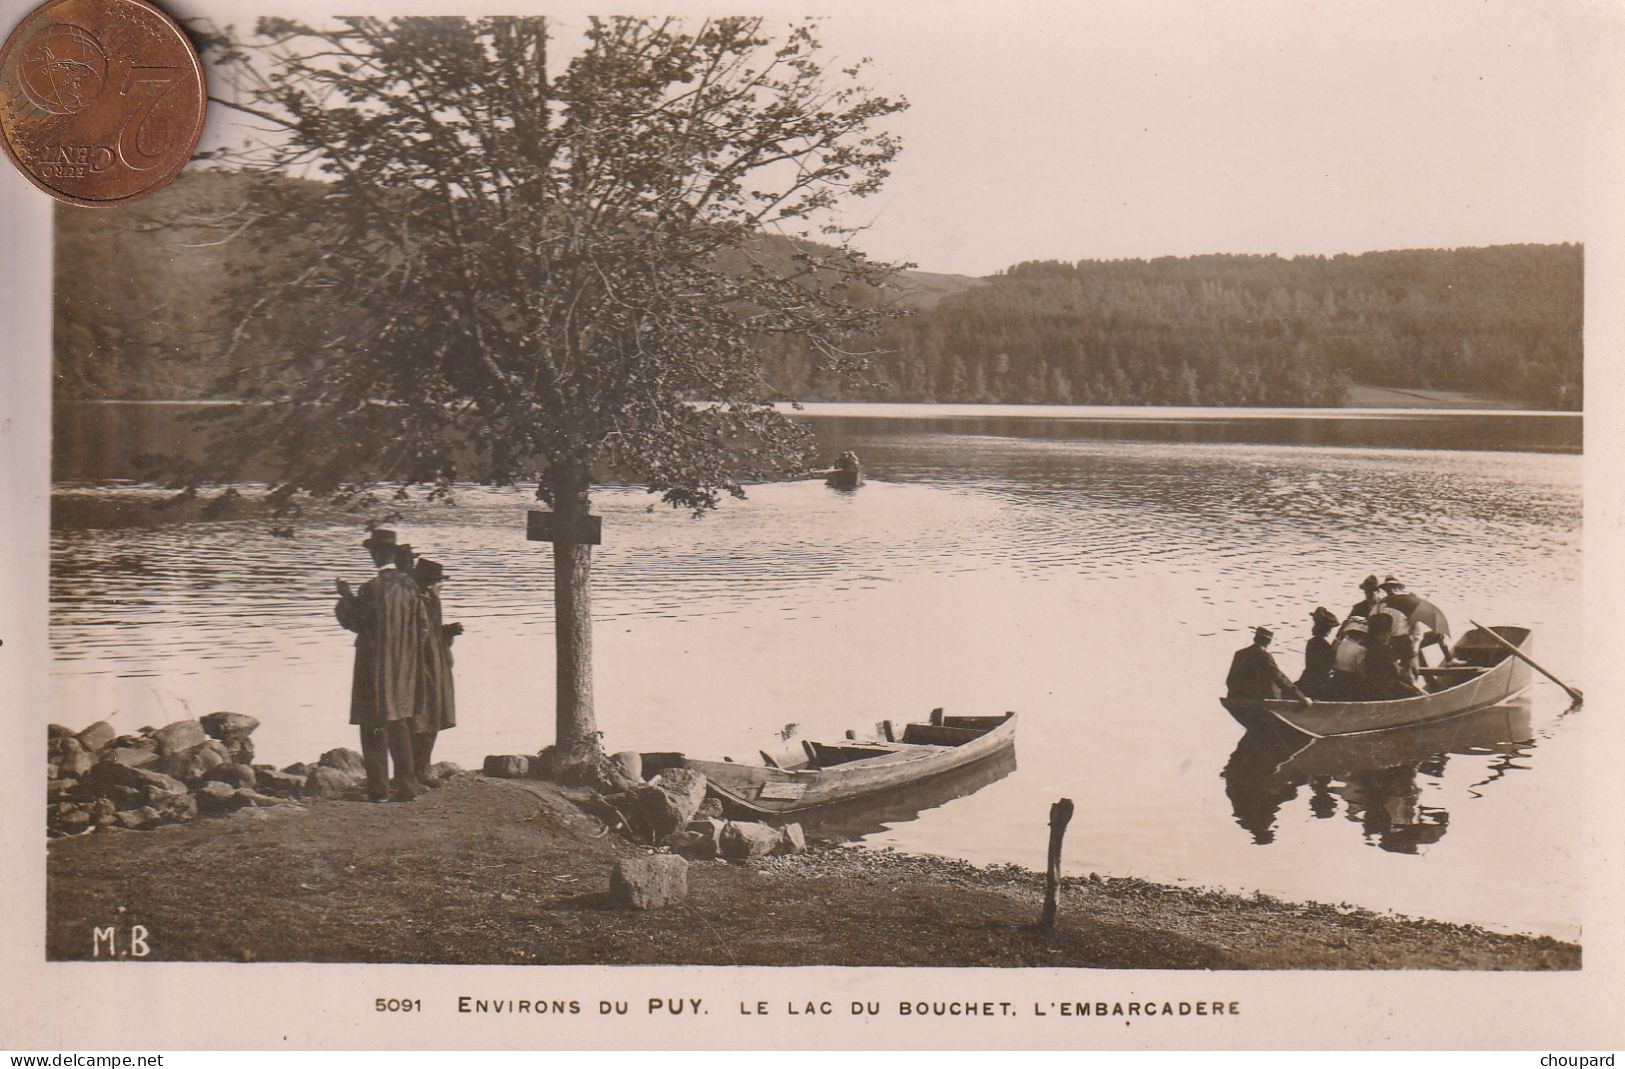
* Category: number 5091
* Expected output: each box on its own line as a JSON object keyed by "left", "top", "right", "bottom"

{"left": 377, "top": 998, "right": 421, "bottom": 1012}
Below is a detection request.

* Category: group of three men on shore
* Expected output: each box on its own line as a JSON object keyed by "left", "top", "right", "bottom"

{"left": 336, "top": 528, "right": 460, "bottom": 801}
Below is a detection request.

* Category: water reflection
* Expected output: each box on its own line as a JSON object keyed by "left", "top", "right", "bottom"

{"left": 1222, "top": 701, "right": 1534, "bottom": 853}
{"left": 797, "top": 747, "right": 1018, "bottom": 841}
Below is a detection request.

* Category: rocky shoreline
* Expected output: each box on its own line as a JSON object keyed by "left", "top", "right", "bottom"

{"left": 45, "top": 772, "right": 1580, "bottom": 968}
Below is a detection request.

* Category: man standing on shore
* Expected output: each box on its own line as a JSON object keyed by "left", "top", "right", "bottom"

{"left": 410, "top": 557, "right": 460, "bottom": 784}
{"left": 336, "top": 528, "right": 426, "bottom": 801}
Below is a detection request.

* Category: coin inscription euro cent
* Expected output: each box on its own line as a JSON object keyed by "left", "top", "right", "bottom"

{"left": 0, "top": 0, "right": 205, "bottom": 206}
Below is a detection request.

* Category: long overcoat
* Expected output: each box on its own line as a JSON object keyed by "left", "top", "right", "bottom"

{"left": 337, "top": 568, "right": 426, "bottom": 726}
{"left": 414, "top": 588, "right": 457, "bottom": 732}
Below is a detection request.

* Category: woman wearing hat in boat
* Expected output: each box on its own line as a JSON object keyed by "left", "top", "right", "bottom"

{"left": 1329, "top": 616, "right": 1370, "bottom": 700}
{"left": 1294, "top": 606, "right": 1340, "bottom": 699}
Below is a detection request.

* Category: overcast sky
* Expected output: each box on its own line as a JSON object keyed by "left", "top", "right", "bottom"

{"left": 188, "top": 0, "right": 1625, "bottom": 276}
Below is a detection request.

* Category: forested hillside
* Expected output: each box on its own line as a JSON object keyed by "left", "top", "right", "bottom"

{"left": 55, "top": 171, "right": 1581, "bottom": 408}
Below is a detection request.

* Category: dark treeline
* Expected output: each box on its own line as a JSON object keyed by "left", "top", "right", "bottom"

{"left": 55, "top": 172, "right": 1580, "bottom": 409}
{"left": 768, "top": 246, "right": 1583, "bottom": 409}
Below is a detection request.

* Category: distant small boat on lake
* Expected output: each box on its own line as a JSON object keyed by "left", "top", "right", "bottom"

{"left": 646, "top": 710, "right": 1016, "bottom": 818}
{"left": 1221, "top": 625, "right": 1535, "bottom": 738}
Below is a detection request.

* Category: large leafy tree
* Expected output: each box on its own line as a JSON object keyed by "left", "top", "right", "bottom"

{"left": 200, "top": 16, "right": 908, "bottom": 773}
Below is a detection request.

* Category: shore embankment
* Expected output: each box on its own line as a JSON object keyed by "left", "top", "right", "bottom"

{"left": 46, "top": 776, "right": 1578, "bottom": 969}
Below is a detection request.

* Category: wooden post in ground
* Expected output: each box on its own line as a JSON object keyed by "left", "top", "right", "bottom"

{"left": 1041, "top": 798, "right": 1075, "bottom": 931}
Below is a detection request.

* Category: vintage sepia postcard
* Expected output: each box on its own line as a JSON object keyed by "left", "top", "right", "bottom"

{"left": 2, "top": 0, "right": 1623, "bottom": 1051}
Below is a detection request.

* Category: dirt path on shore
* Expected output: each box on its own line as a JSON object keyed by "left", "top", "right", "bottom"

{"left": 47, "top": 777, "right": 1578, "bottom": 969}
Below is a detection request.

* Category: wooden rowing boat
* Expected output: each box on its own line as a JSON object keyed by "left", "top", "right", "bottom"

{"left": 650, "top": 710, "right": 1017, "bottom": 818}
{"left": 1220, "top": 625, "right": 1534, "bottom": 738}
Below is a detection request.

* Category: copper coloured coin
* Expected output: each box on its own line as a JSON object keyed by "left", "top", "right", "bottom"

{"left": 0, "top": 0, "right": 205, "bottom": 206}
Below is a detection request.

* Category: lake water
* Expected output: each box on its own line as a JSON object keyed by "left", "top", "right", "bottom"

{"left": 50, "top": 402, "right": 1585, "bottom": 939}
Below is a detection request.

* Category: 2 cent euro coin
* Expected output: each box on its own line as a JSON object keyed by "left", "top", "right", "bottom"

{"left": 0, "top": 0, "right": 205, "bottom": 206}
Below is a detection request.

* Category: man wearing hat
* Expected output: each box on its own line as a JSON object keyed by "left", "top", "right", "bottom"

{"left": 1226, "top": 626, "right": 1313, "bottom": 705}
{"left": 1294, "top": 606, "right": 1340, "bottom": 699}
{"left": 409, "top": 557, "right": 460, "bottom": 783}
{"left": 1347, "top": 575, "right": 1384, "bottom": 623}
{"left": 335, "top": 528, "right": 428, "bottom": 801}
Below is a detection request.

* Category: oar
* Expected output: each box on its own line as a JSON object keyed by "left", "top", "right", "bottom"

{"left": 1469, "top": 619, "right": 1583, "bottom": 706}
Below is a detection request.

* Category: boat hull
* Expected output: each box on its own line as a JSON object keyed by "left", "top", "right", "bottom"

{"left": 1221, "top": 626, "right": 1533, "bottom": 738}
{"left": 682, "top": 713, "right": 1017, "bottom": 817}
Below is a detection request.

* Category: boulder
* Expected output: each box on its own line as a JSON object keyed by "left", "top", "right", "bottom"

{"left": 47, "top": 779, "right": 77, "bottom": 802}
{"left": 695, "top": 796, "right": 724, "bottom": 820}
{"left": 196, "top": 781, "right": 249, "bottom": 814}
{"left": 50, "top": 803, "right": 91, "bottom": 836}
{"left": 47, "top": 735, "right": 84, "bottom": 761}
{"left": 200, "top": 711, "right": 260, "bottom": 741}
{"left": 102, "top": 785, "right": 146, "bottom": 809}
{"left": 668, "top": 818, "right": 727, "bottom": 859}
{"left": 777, "top": 823, "right": 807, "bottom": 856}
{"left": 636, "top": 768, "right": 709, "bottom": 840}
{"left": 282, "top": 762, "right": 312, "bottom": 777}
{"left": 202, "top": 763, "right": 258, "bottom": 790}
{"left": 222, "top": 737, "right": 256, "bottom": 765}
{"left": 483, "top": 754, "right": 530, "bottom": 778}
{"left": 719, "top": 820, "right": 781, "bottom": 860}
{"left": 80, "top": 759, "right": 185, "bottom": 798}
{"left": 57, "top": 750, "right": 97, "bottom": 779}
{"left": 319, "top": 748, "right": 367, "bottom": 777}
{"left": 110, "top": 734, "right": 159, "bottom": 754}
{"left": 255, "top": 769, "right": 307, "bottom": 797}
{"left": 76, "top": 721, "right": 116, "bottom": 753}
{"left": 303, "top": 766, "right": 354, "bottom": 799}
{"left": 86, "top": 798, "right": 119, "bottom": 827}
{"left": 101, "top": 746, "right": 160, "bottom": 770}
{"left": 426, "top": 761, "right": 464, "bottom": 782}
{"left": 235, "top": 789, "right": 287, "bottom": 808}
{"left": 152, "top": 719, "right": 207, "bottom": 756}
{"left": 609, "top": 855, "right": 689, "bottom": 910}
{"left": 115, "top": 806, "right": 162, "bottom": 831}
{"left": 156, "top": 741, "right": 228, "bottom": 784}
{"left": 48, "top": 724, "right": 74, "bottom": 740}
{"left": 149, "top": 791, "right": 197, "bottom": 824}
{"left": 610, "top": 751, "right": 643, "bottom": 782}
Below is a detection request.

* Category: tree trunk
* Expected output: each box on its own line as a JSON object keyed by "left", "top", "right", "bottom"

{"left": 552, "top": 468, "right": 598, "bottom": 768}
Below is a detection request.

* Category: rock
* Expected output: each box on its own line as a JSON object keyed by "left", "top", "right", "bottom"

{"left": 115, "top": 806, "right": 162, "bottom": 831}
{"left": 50, "top": 803, "right": 91, "bottom": 835}
{"left": 57, "top": 750, "right": 97, "bottom": 779}
{"left": 222, "top": 737, "right": 256, "bottom": 765}
{"left": 76, "top": 721, "right": 116, "bottom": 753}
{"left": 87, "top": 798, "right": 119, "bottom": 826}
{"left": 202, "top": 763, "right": 258, "bottom": 790}
{"left": 110, "top": 734, "right": 159, "bottom": 754}
{"left": 101, "top": 746, "right": 160, "bottom": 770}
{"left": 483, "top": 754, "right": 530, "bottom": 778}
{"left": 610, "top": 751, "right": 643, "bottom": 782}
{"left": 156, "top": 741, "right": 229, "bottom": 784}
{"left": 79, "top": 758, "right": 185, "bottom": 798}
{"left": 235, "top": 789, "right": 287, "bottom": 807}
{"left": 719, "top": 820, "right": 781, "bottom": 860}
{"left": 777, "top": 822, "right": 807, "bottom": 856}
{"left": 319, "top": 747, "right": 367, "bottom": 777}
{"left": 196, "top": 781, "right": 249, "bottom": 814}
{"left": 303, "top": 766, "right": 354, "bottom": 799}
{"left": 252, "top": 763, "right": 276, "bottom": 772}
{"left": 201, "top": 711, "right": 260, "bottom": 740}
{"left": 47, "top": 735, "right": 84, "bottom": 761}
{"left": 695, "top": 796, "right": 724, "bottom": 820}
{"left": 46, "top": 758, "right": 60, "bottom": 781}
{"left": 149, "top": 791, "right": 197, "bottom": 824}
{"left": 103, "top": 785, "right": 146, "bottom": 809}
{"left": 48, "top": 723, "right": 74, "bottom": 739}
{"left": 255, "top": 769, "right": 307, "bottom": 797}
{"left": 636, "top": 768, "right": 709, "bottom": 840}
{"left": 47, "top": 779, "right": 77, "bottom": 802}
{"left": 609, "top": 855, "right": 689, "bottom": 910}
{"left": 282, "top": 762, "right": 312, "bottom": 777}
{"left": 427, "top": 761, "right": 464, "bottom": 782}
{"left": 668, "top": 818, "right": 727, "bottom": 858}
{"left": 151, "top": 719, "right": 207, "bottom": 756}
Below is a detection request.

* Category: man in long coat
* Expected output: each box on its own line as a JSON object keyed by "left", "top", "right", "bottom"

{"left": 409, "top": 557, "right": 460, "bottom": 784}
{"left": 1226, "top": 626, "right": 1313, "bottom": 705}
{"left": 336, "top": 528, "right": 427, "bottom": 801}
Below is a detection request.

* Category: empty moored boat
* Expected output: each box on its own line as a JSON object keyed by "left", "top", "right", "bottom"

{"left": 646, "top": 710, "right": 1017, "bottom": 818}
{"left": 1220, "top": 625, "right": 1534, "bottom": 738}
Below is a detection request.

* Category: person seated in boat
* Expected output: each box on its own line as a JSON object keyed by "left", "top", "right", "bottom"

{"left": 1359, "top": 614, "right": 1427, "bottom": 700}
{"left": 1294, "top": 606, "right": 1339, "bottom": 699}
{"left": 1328, "top": 617, "right": 1369, "bottom": 699}
{"left": 1227, "top": 626, "right": 1313, "bottom": 705}
{"left": 1346, "top": 574, "right": 1384, "bottom": 623}
{"left": 1379, "top": 577, "right": 1452, "bottom": 663}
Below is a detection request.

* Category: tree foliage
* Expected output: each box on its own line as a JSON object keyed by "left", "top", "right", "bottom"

{"left": 195, "top": 15, "right": 908, "bottom": 508}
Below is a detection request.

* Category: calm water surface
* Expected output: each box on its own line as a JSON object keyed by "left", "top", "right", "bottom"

{"left": 51, "top": 403, "right": 1584, "bottom": 938}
